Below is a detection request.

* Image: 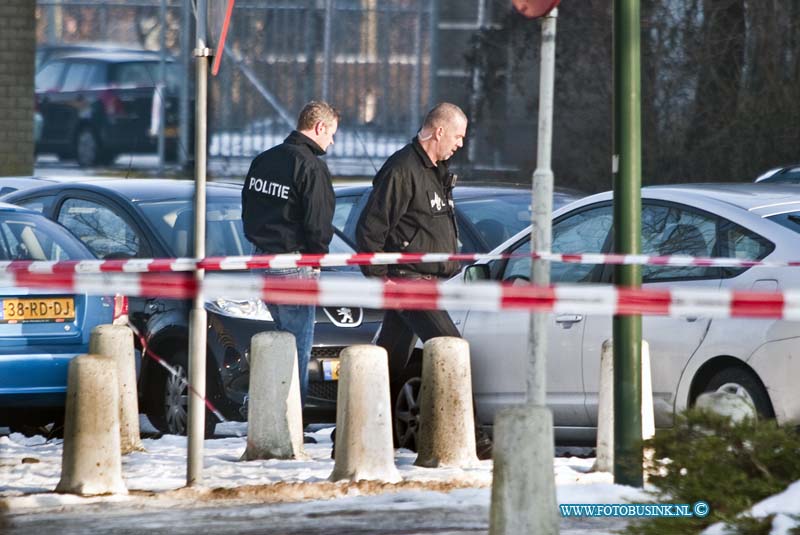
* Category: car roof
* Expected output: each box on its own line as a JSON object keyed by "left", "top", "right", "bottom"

{"left": 0, "top": 201, "right": 35, "bottom": 212}
{"left": 51, "top": 50, "right": 169, "bottom": 63}
{"left": 3, "top": 179, "right": 241, "bottom": 204}
{"left": 334, "top": 182, "right": 583, "bottom": 199}
{"left": 558, "top": 183, "right": 800, "bottom": 216}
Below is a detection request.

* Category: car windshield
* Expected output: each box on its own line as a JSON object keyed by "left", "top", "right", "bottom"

{"left": 0, "top": 211, "right": 92, "bottom": 261}
{"left": 138, "top": 198, "right": 354, "bottom": 257}
{"left": 457, "top": 193, "right": 533, "bottom": 250}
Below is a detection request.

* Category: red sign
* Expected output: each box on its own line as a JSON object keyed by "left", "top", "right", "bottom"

{"left": 512, "top": 0, "right": 561, "bottom": 18}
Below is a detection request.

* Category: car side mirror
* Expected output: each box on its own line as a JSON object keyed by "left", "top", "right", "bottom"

{"left": 464, "top": 264, "right": 490, "bottom": 282}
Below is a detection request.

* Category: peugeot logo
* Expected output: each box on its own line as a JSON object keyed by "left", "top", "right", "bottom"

{"left": 322, "top": 306, "right": 363, "bottom": 327}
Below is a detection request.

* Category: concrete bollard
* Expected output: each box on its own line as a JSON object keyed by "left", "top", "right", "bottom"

{"left": 242, "top": 331, "right": 305, "bottom": 461}
{"left": 592, "top": 339, "right": 654, "bottom": 473}
{"left": 414, "top": 337, "right": 479, "bottom": 468}
{"left": 695, "top": 391, "right": 757, "bottom": 423}
{"left": 329, "top": 345, "right": 400, "bottom": 483}
{"left": 89, "top": 324, "right": 143, "bottom": 454}
{"left": 56, "top": 354, "right": 127, "bottom": 496}
{"left": 489, "top": 406, "right": 558, "bottom": 535}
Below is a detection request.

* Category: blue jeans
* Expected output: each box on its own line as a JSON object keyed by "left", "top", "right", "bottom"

{"left": 259, "top": 267, "right": 318, "bottom": 407}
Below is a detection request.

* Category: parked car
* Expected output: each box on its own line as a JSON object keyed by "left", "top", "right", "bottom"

{"left": 389, "top": 183, "right": 800, "bottom": 449}
{"left": 2, "top": 180, "right": 381, "bottom": 436}
{"left": 754, "top": 164, "right": 800, "bottom": 184}
{"left": 0, "top": 202, "right": 115, "bottom": 432}
{"left": 334, "top": 183, "right": 584, "bottom": 253}
{"left": 35, "top": 50, "right": 188, "bottom": 167}
{"left": 36, "top": 42, "right": 158, "bottom": 72}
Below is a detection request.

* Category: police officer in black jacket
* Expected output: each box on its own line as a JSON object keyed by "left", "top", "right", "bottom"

{"left": 241, "top": 100, "right": 338, "bottom": 407}
{"left": 356, "top": 102, "right": 467, "bottom": 379}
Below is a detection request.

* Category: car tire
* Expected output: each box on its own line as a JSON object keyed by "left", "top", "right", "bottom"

{"left": 145, "top": 350, "right": 217, "bottom": 438}
{"left": 700, "top": 366, "right": 774, "bottom": 418}
{"left": 75, "top": 127, "right": 101, "bottom": 167}
{"left": 391, "top": 358, "right": 423, "bottom": 452}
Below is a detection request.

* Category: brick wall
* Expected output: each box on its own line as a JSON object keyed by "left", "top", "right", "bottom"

{"left": 0, "top": 0, "right": 36, "bottom": 176}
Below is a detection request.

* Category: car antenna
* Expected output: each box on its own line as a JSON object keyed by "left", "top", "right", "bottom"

{"left": 351, "top": 128, "right": 379, "bottom": 174}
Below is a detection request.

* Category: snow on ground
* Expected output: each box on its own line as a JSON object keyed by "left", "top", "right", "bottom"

{"left": 1, "top": 419, "right": 798, "bottom": 534}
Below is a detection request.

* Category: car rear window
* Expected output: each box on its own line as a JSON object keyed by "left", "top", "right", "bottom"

{"left": 767, "top": 212, "right": 800, "bottom": 234}
{"left": 110, "top": 61, "right": 180, "bottom": 91}
{"left": 0, "top": 211, "right": 92, "bottom": 261}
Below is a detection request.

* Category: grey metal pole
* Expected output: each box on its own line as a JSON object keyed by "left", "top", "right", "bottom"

{"left": 322, "top": 0, "right": 333, "bottom": 102}
{"left": 410, "top": 1, "right": 423, "bottom": 134}
{"left": 179, "top": 0, "right": 191, "bottom": 169}
{"left": 428, "top": 0, "right": 439, "bottom": 109}
{"left": 187, "top": 0, "right": 209, "bottom": 487}
{"left": 489, "top": 10, "right": 560, "bottom": 535}
{"left": 158, "top": 0, "right": 167, "bottom": 173}
{"left": 528, "top": 9, "right": 557, "bottom": 408}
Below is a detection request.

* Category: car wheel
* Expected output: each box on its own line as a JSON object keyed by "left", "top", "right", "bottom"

{"left": 391, "top": 359, "right": 422, "bottom": 451}
{"left": 75, "top": 128, "right": 100, "bottom": 167}
{"left": 701, "top": 367, "right": 774, "bottom": 418}
{"left": 145, "top": 350, "right": 217, "bottom": 437}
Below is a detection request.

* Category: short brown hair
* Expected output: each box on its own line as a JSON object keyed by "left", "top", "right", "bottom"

{"left": 421, "top": 102, "right": 467, "bottom": 129}
{"left": 297, "top": 100, "right": 340, "bottom": 131}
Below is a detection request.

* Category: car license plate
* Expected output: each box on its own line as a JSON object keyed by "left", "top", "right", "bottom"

{"left": 321, "top": 359, "right": 340, "bottom": 381}
{"left": 0, "top": 297, "right": 75, "bottom": 324}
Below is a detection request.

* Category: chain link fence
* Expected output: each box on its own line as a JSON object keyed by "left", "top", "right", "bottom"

{"left": 36, "top": 0, "right": 437, "bottom": 177}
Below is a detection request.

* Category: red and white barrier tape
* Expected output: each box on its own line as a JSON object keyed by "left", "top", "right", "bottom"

{"left": 3, "top": 270, "right": 799, "bottom": 320}
{"left": 2, "top": 250, "right": 799, "bottom": 274}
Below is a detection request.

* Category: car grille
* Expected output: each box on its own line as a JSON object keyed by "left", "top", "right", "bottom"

{"left": 308, "top": 381, "right": 338, "bottom": 402}
{"left": 312, "top": 346, "right": 344, "bottom": 359}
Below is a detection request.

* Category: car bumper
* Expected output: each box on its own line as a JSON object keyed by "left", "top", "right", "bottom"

{"left": 0, "top": 351, "right": 80, "bottom": 407}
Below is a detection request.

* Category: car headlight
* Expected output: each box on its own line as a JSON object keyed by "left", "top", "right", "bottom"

{"left": 205, "top": 298, "right": 274, "bottom": 321}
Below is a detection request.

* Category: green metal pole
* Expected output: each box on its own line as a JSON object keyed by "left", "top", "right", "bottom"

{"left": 613, "top": 0, "right": 643, "bottom": 487}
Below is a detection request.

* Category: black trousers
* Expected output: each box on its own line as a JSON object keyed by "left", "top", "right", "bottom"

{"left": 376, "top": 308, "right": 461, "bottom": 375}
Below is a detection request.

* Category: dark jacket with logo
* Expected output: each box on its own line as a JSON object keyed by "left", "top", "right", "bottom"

{"left": 241, "top": 131, "right": 335, "bottom": 254}
{"left": 356, "top": 137, "right": 460, "bottom": 278}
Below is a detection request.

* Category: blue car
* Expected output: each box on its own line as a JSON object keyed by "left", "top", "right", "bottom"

{"left": 0, "top": 202, "right": 114, "bottom": 432}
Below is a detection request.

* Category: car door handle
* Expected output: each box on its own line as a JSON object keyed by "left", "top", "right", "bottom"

{"left": 555, "top": 314, "right": 584, "bottom": 324}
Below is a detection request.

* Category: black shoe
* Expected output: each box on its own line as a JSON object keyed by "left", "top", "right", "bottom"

{"left": 303, "top": 434, "right": 317, "bottom": 444}
{"left": 476, "top": 432, "right": 493, "bottom": 460}
{"left": 330, "top": 427, "right": 336, "bottom": 459}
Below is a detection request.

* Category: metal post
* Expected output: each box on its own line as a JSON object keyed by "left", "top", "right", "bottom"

{"left": 158, "top": 0, "right": 167, "bottom": 173}
{"left": 612, "top": 0, "right": 643, "bottom": 487}
{"left": 428, "top": 0, "right": 439, "bottom": 109}
{"left": 179, "top": 0, "right": 192, "bottom": 169}
{"left": 528, "top": 9, "right": 557, "bottom": 408}
{"left": 187, "top": 0, "right": 209, "bottom": 487}
{"left": 410, "top": 1, "right": 423, "bottom": 134}
{"left": 467, "top": 0, "right": 486, "bottom": 164}
{"left": 322, "top": 0, "right": 333, "bottom": 102}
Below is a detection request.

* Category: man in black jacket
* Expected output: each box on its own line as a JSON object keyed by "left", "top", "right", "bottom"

{"left": 241, "top": 100, "right": 338, "bottom": 407}
{"left": 356, "top": 102, "right": 467, "bottom": 378}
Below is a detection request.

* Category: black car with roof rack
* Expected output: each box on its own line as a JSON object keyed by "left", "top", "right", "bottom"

{"left": 35, "top": 49, "right": 191, "bottom": 167}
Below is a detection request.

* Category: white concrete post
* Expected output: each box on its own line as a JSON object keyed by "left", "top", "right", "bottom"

{"left": 242, "top": 331, "right": 305, "bottom": 461}
{"left": 593, "top": 339, "right": 654, "bottom": 473}
{"left": 490, "top": 406, "right": 558, "bottom": 535}
{"left": 56, "top": 354, "right": 127, "bottom": 496}
{"left": 89, "top": 324, "right": 143, "bottom": 454}
{"left": 414, "top": 337, "right": 479, "bottom": 468}
{"left": 329, "top": 345, "right": 400, "bottom": 483}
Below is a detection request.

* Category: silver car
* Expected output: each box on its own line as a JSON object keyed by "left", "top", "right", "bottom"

{"left": 394, "top": 183, "right": 800, "bottom": 447}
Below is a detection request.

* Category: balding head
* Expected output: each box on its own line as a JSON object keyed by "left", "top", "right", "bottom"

{"left": 421, "top": 103, "right": 467, "bottom": 131}
{"left": 417, "top": 102, "right": 468, "bottom": 163}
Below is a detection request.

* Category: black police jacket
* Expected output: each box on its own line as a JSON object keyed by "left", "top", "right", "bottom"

{"left": 241, "top": 131, "right": 335, "bottom": 254}
{"left": 356, "top": 138, "right": 460, "bottom": 279}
